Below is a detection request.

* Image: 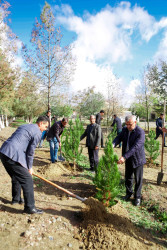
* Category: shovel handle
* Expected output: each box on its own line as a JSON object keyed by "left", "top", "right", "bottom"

{"left": 161, "top": 132, "right": 164, "bottom": 173}
{"left": 161, "top": 117, "right": 165, "bottom": 173}
{"left": 32, "top": 173, "right": 86, "bottom": 202}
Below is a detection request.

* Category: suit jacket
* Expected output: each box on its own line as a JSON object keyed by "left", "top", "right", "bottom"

{"left": 96, "top": 113, "right": 102, "bottom": 125}
{"left": 156, "top": 117, "right": 163, "bottom": 135}
{"left": 156, "top": 117, "right": 163, "bottom": 129}
{"left": 113, "top": 125, "right": 146, "bottom": 168}
{"left": 111, "top": 117, "right": 122, "bottom": 131}
{"left": 80, "top": 123, "right": 101, "bottom": 149}
{"left": 0, "top": 124, "right": 42, "bottom": 169}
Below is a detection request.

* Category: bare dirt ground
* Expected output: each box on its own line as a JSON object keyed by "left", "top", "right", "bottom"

{"left": 0, "top": 127, "right": 167, "bottom": 250}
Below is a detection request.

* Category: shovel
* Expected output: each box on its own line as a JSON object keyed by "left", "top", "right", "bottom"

{"left": 157, "top": 131, "right": 164, "bottom": 185}
{"left": 58, "top": 146, "right": 65, "bottom": 162}
{"left": 32, "top": 173, "right": 87, "bottom": 202}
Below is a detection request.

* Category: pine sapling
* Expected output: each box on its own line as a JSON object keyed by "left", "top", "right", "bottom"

{"left": 93, "top": 130, "right": 120, "bottom": 207}
{"left": 145, "top": 130, "right": 160, "bottom": 164}
{"left": 61, "top": 117, "right": 85, "bottom": 170}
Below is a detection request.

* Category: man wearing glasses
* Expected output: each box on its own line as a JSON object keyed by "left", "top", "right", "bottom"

{"left": 113, "top": 115, "right": 146, "bottom": 206}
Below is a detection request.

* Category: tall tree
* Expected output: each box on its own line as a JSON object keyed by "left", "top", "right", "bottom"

{"left": 0, "top": 50, "right": 16, "bottom": 115}
{"left": 23, "top": 2, "right": 75, "bottom": 112}
{"left": 13, "top": 72, "right": 46, "bottom": 122}
{"left": 0, "top": 1, "right": 21, "bottom": 115}
{"left": 147, "top": 61, "right": 167, "bottom": 120}
{"left": 131, "top": 67, "right": 155, "bottom": 132}
{"left": 104, "top": 70, "right": 123, "bottom": 126}
{"left": 79, "top": 88, "right": 105, "bottom": 117}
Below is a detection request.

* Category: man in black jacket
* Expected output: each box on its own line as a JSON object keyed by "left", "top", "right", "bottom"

{"left": 155, "top": 113, "right": 166, "bottom": 146}
{"left": 47, "top": 118, "right": 68, "bottom": 163}
{"left": 111, "top": 114, "right": 122, "bottom": 147}
{"left": 113, "top": 115, "right": 146, "bottom": 206}
{"left": 80, "top": 115, "right": 101, "bottom": 171}
{"left": 96, "top": 110, "right": 105, "bottom": 148}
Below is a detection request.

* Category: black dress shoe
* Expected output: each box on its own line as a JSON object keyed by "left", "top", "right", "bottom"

{"left": 12, "top": 198, "right": 24, "bottom": 205}
{"left": 134, "top": 198, "right": 141, "bottom": 206}
{"left": 19, "top": 198, "right": 24, "bottom": 204}
{"left": 122, "top": 194, "right": 132, "bottom": 201}
{"left": 101, "top": 146, "right": 105, "bottom": 148}
{"left": 23, "top": 207, "right": 43, "bottom": 214}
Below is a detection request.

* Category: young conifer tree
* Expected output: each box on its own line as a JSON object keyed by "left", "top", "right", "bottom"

{"left": 61, "top": 116, "right": 85, "bottom": 169}
{"left": 144, "top": 130, "right": 160, "bottom": 163}
{"left": 93, "top": 128, "right": 120, "bottom": 207}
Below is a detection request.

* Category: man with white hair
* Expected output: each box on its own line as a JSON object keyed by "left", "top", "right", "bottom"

{"left": 80, "top": 115, "right": 101, "bottom": 172}
{"left": 113, "top": 115, "right": 146, "bottom": 206}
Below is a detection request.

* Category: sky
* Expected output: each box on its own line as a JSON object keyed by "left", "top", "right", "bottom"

{"left": 3, "top": 0, "right": 167, "bottom": 106}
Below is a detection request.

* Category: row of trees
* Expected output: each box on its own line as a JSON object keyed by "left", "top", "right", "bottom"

{"left": 130, "top": 61, "right": 167, "bottom": 131}
{"left": 1, "top": 1, "right": 166, "bottom": 125}
{"left": 0, "top": 1, "right": 123, "bottom": 122}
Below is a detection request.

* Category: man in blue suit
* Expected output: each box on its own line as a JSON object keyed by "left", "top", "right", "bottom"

{"left": 0, "top": 116, "right": 49, "bottom": 214}
{"left": 113, "top": 115, "right": 146, "bottom": 206}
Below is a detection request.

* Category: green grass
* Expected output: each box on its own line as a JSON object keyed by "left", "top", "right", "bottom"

{"left": 70, "top": 176, "right": 76, "bottom": 179}
{"left": 36, "top": 183, "right": 43, "bottom": 188}
{"left": 10, "top": 119, "right": 28, "bottom": 128}
{"left": 117, "top": 179, "right": 167, "bottom": 236}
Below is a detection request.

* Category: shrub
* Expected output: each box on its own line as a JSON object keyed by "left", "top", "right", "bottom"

{"left": 61, "top": 117, "right": 85, "bottom": 169}
{"left": 93, "top": 130, "right": 120, "bottom": 207}
{"left": 144, "top": 130, "right": 160, "bottom": 163}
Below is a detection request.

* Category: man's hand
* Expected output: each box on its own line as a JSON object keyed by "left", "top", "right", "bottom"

{"left": 29, "top": 168, "right": 33, "bottom": 175}
{"left": 117, "top": 156, "right": 125, "bottom": 164}
{"left": 95, "top": 146, "right": 99, "bottom": 150}
{"left": 59, "top": 142, "right": 61, "bottom": 147}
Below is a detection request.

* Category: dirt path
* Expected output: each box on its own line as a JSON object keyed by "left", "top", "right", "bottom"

{"left": 0, "top": 127, "right": 166, "bottom": 249}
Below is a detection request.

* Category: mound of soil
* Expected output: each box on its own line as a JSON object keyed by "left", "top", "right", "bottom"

{"left": 36, "top": 162, "right": 71, "bottom": 178}
{"left": 79, "top": 199, "right": 163, "bottom": 249}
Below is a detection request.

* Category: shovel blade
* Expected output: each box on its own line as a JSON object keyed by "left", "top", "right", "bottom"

{"left": 58, "top": 154, "right": 65, "bottom": 161}
{"left": 157, "top": 172, "right": 164, "bottom": 185}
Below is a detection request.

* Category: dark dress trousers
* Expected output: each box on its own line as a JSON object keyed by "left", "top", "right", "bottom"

{"left": 113, "top": 125, "right": 146, "bottom": 198}
{"left": 96, "top": 113, "right": 104, "bottom": 147}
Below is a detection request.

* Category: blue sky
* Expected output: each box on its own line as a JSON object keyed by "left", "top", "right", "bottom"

{"left": 4, "top": 0, "right": 167, "bottom": 105}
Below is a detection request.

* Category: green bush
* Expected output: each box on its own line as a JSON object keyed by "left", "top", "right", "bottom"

{"left": 93, "top": 130, "right": 120, "bottom": 207}
{"left": 144, "top": 130, "right": 160, "bottom": 163}
{"left": 61, "top": 117, "right": 85, "bottom": 168}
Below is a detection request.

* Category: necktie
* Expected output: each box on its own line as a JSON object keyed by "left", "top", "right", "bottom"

{"left": 126, "top": 131, "right": 131, "bottom": 152}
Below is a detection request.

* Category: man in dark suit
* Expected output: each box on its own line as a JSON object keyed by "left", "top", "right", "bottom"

{"left": 155, "top": 113, "right": 166, "bottom": 146}
{"left": 0, "top": 116, "right": 49, "bottom": 214}
{"left": 111, "top": 114, "right": 122, "bottom": 147}
{"left": 96, "top": 110, "right": 105, "bottom": 148}
{"left": 80, "top": 115, "right": 101, "bottom": 172}
{"left": 113, "top": 115, "right": 146, "bottom": 206}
